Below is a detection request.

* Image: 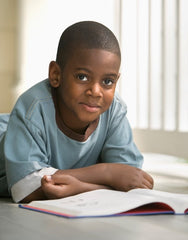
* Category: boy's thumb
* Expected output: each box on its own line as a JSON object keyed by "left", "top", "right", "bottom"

{"left": 43, "top": 175, "right": 52, "bottom": 182}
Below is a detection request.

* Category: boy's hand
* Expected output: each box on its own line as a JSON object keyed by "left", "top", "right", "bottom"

{"left": 41, "top": 174, "right": 85, "bottom": 199}
{"left": 41, "top": 174, "right": 110, "bottom": 199}
{"left": 107, "top": 164, "right": 153, "bottom": 191}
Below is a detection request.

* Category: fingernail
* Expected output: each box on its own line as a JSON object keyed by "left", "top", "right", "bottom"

{"left": 45, "top": 175, "right": 52, "bottom": 181}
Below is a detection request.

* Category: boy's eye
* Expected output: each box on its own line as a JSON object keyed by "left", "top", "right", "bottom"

{"left": 103, "top": 79, "right": 114, "bottom": 86}
{"left": 77, "top": 74, "right": 88, "bottom": 81}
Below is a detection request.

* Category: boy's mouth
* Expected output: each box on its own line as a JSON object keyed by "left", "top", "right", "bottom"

{"left": 80, "top": 103, "right": 101, "bottom": 113}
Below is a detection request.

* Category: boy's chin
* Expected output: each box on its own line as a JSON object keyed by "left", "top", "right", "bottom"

{"left": 79, "top": 114, "right": 100, "bottom": 124}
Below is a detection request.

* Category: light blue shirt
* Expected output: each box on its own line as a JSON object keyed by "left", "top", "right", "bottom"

{"left": 1, "top": 79, "right": 143, "bottom": 194}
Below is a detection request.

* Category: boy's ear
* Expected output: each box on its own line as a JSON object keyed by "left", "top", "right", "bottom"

{"left": 48, "top": 61, "right": 61, "bottom": 88}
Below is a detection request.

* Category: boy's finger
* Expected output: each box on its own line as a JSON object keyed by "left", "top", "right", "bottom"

{"left": 143, "top": 172, "right": 154, "bottom": 186}
{"left": 42, "top": 182, "right": 65, "bottom": 199}
{"left": 41, "top": 175, "right": 52, "bottom": 185}
{"left": 142, "top": 177, "right": 154, "bottom": 189}
{"left": 43, "top": 175, "right": 52, "bottom": 182}
{"left": 51, "top": 174, "right": 74, "bottom": 184}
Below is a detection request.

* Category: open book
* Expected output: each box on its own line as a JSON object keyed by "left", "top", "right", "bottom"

{"left": 19, "top": 189, "right": 188, "bottom": 218}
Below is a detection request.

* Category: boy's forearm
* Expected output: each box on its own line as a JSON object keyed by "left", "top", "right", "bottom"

{"left": 55, "top": 163, "right": 154, "bottom": 191}
{"left": 55, "top": 163, "right": 110, "bottom": 186}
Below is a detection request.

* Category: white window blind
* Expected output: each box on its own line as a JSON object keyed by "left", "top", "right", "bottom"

{"left": 120, "top": 0, "right": 188, "bottom": 158}
{"left": 121, "top": 0, "right": 188, "bottom": 132}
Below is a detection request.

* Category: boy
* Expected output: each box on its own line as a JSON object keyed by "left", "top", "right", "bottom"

{"left": 0, "top": 21, "right": 153, "bottom": 203}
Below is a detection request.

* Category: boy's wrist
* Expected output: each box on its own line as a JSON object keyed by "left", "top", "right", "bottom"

{"left": 98, "top": 163, "right": 112, "bottom": 187}
{"left": 81, "top": 181, "right": 112, "bottom": 193}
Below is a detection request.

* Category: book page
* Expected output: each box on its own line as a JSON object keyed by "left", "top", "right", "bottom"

{"left": 131, "top": 189, "right": 188, "bottom": 213}
{"left": 28, "top": 189, "right": 188, "bottom": 217}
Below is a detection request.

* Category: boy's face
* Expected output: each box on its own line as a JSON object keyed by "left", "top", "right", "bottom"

{"left": 55, "top": 48, "right": 120, "bottom": 132}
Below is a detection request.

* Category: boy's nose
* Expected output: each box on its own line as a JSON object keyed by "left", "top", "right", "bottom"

{"left": 86, "top": 83, "right": 103, "bottom": 97}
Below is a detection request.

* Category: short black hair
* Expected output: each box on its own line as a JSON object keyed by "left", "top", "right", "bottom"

{"left": 56, "top": 21, "right": 121, "bottom": 69}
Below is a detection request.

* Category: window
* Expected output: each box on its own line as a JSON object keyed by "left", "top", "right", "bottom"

{"left": 120, "top": 0, "right": 188, "bottom": 158}
{"left": 121, "top": 0, "right": 188, "bottom": 133}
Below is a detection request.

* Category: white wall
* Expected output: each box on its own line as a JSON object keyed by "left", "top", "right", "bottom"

{"left": 0, "top": 0, "right": 18, "bottom": 112}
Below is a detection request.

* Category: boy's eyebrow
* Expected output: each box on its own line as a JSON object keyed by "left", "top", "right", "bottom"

{"left": 75, "top": 68, "right": 118, "bottom": 77}
{"left": 75, "top": 68, "right": 92, "bottom": 73}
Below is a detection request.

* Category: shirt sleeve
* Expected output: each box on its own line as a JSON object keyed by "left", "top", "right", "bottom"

{"left": 4, "top": 105, "right": 51, "bottom": 192}
{"left": 11, "top": 167, "right": 58, "bottom": 203}
{"left": 100, "top": 94, "right": 143, "bottom": 168}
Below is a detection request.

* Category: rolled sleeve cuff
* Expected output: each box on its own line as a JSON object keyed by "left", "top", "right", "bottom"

{"left": 11, "top": 167, "right": 58, "bottom": 203}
